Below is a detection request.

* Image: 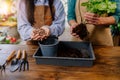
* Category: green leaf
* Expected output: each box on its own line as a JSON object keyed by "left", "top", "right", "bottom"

{"left": 81, "top": 0, "right": 117, "bottom": 15}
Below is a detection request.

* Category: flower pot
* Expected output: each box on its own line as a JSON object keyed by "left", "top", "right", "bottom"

{"left": 38, "top": 36, "right": 59, "bottom": 57}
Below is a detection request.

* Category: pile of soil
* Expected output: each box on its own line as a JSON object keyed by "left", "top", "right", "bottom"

{"left": 72, "top": 23, "right": 89, "bottom": 40}
{"left": 33, "top": 28, "right": 46, "bottom": 36}
{"left": 57, "top": 45, "right": 90, "bottom": 58}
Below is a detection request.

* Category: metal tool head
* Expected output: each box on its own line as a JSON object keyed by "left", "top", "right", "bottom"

{"left": 0, "top": 54, "right": 8, "bottom": 73}
{"left": 10, "top": 59, "right": 21, "bottom": 72}
{"left": 1, "top": 64, "right": 5, "bottom": 73}
{"left": 19, "top": 59, "right": 29, "bottom": 72}
{"left": 0, "top": 54, "right": 8, "bottom": 66}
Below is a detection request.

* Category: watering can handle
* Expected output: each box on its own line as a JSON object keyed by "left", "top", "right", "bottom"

{"left": 16, "top": 50, "right": 21, "bottom": 59}
{"left": 6, "top": 50, "right": 16, "bottom": 62}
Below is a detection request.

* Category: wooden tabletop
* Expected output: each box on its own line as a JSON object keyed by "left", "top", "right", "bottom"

{"left": 0, "top": 44, "right": 120, "bottom": 80}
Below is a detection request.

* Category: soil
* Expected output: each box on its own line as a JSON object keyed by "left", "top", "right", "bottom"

{"left": 72, "top": 23, "right": 89, "bottom": 40}
{"left": 33, "top": 28, "right": 46, "bottom": 36}
{"left": 57, "top": 45, "right": 90, "bottom": 58}
{"left": 39, "top": 37, "right": 57, "bottom": 45}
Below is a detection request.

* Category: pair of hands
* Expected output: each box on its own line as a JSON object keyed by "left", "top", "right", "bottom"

{"left": 31, "top": 26, "right": 50, "bottom": 41}
{"left": 70, "top": 12, "right": 115, "bottom": 38}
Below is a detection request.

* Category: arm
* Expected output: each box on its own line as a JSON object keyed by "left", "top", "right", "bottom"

{"left": 84, "top": 1, "right": 120, "bottom": 26}
{"left": 17, "top": 0, "right": 33, "bottom": 41}
{"left": 84, "top": 12, "right": 116, "bottom": 26}
{"left": 49, "top": 0, "right": 65, "bottom": 37}
{"left": 67, "top": 0, "right": 79, "bottom": 38}
{"left": 67, "top": 0, "right": 78, "bottom": 26}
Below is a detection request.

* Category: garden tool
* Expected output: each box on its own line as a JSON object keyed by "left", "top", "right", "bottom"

{"left": 19, "top": 50, "right": 29, "bottom": 71}
{"left": 0, "top": 50, "right": 16, "bottom": 72}
{"left": 10, "top": 50, "right": 21, "bottom": 72}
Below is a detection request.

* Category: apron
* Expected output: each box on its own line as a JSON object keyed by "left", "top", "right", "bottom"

{"left": 26, "top": 5, "right": 54, "bottom": 45}
{"left": 75, "top": 0, "right": 113, "bottom": 46}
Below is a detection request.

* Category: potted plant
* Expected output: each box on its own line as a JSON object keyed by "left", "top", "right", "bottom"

{"left": 81, "top": 0, "right": 117, "bottom": 16}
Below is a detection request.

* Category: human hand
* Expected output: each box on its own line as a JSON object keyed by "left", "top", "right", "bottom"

{"left": 69, "top": 20, "right": 80, "bottom": 38}
{"left": 31, "top": 26, "right": 50, "bottom": 41}
{"left": 84, "top": 12, "right": 99, "bottom": 25}
{"left": 40, "top": 25, "right": 50, "bottom": 40}
{"left": 84, "top": 12, "right": 115, "bottom": 26}
{"left": 31, "top": 28, "right": 41, "bottom": 40}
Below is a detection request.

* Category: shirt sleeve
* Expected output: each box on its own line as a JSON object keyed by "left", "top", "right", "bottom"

{"left": 67, "top": 0, "right": 76, "bottom": 22}
{"left": 112, "top": 2, "right": 120, "bottom": 24}
{"left": 49, "top": 0, "right": 65, "bottom": 37}
{"left": 17, "top": 0, "right": 33, "bottom": 41}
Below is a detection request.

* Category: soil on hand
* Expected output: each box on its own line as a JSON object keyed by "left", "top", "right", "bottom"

{"left": 33, "top": 28, "right": 46, "bottom": 36}
{"left": 72, "top": 23, "right": 89, "bottom": 40}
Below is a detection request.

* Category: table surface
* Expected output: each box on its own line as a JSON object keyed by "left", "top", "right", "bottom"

{"left": 0, "top": 44, "right": 120, "bottom": 80}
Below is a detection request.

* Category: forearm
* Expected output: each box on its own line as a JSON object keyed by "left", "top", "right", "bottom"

{"left": 98, "top": 16, "right": 116, "bottom": 25}
{"left": 49, "top": 0, "right": 65, "bottom": 37}
{"left": 68, "top": 20, "right": 78, "bottom": 27}
{"left": 18, "top": 24, "right": 33, "bottom": 41}
{"left": 67, "top": 0, "right": 76, "bottom": 22}
{"left": 49, "top": 19, "right": 65, "bottom": 37}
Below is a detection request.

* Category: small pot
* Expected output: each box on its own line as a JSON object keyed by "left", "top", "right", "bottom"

{"left": 38, "top": 36, "right": 59, "bottom": 57}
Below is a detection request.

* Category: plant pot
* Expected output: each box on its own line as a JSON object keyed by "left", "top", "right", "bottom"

{"left": 38, "top": 36, "right": 59, "bottom": 57}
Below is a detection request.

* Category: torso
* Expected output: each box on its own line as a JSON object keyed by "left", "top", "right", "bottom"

{"left": 27, "top": 4, "right": 55, "bottom": 45}
{"left": 75, "top": 0, "right": 113, "bottom": 46}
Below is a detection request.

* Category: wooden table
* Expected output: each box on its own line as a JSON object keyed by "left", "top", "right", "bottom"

{"left": 0, "top": 44, "right": 120, "bottom": 80}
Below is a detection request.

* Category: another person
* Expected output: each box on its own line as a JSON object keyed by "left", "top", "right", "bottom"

{"left": 67, "top": 0, "right": 120, "bottom": 46}
{"left": 17, "top": 0, "right": 65, "bottom": 44}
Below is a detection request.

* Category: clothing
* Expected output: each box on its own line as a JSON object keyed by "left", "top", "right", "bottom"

{"left": 67, "top": 0, "right": 120, "bottom": 46}
{"left": 17, "top": 0, "right": 65, "bottom": 41}
{"left": 67, "top": 0, "right": 120, "bottom": 23}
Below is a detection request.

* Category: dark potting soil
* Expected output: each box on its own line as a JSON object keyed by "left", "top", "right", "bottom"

{"left": 57, "top": 45, "right": 90, "bottom": 58}
{"left": 40, "top": 38, "right": 57, "bottom": 45}
{"left": 72, "top": 23, "right": 89, "bottom": 40}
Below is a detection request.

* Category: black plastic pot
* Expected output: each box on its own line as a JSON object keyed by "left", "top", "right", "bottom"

{"left": 38, "top": 36, "right": 59, "bottom": 57}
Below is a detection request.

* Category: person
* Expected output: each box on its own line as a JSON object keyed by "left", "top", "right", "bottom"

{"left": 67, "top": 0, "right": 120, "bottom": 46}
{"left": 17, "top": 0, "right": 65, "bottom": 44}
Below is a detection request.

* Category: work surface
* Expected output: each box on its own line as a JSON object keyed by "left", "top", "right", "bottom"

{"left": 0, "top": 44, "right": 120, "bottom": 80}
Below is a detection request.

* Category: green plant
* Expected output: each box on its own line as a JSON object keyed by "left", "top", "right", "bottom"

{"left": 81, "top": 0, "right": 117, "bottom": 15}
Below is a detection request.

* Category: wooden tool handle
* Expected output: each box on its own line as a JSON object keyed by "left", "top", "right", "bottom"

{"left": 22, "top": 50, "right": 26, "bottom": 59}
{"left": 16, "top": 50, "right": 21, "bottom": 59}
{"left": 6, "top": 50, "right": 16, "bottom": 62}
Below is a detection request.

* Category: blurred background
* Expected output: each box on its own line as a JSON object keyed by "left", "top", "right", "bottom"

{"left": 0, "top": 0, "right": 72, "bottom": 45}
{"left": 0, "top": 0, "right": 119, "bottom": 46}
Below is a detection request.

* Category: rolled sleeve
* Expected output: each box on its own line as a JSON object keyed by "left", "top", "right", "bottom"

{"left": 112, "top": 15, "right": 119, "bottom": 24}
{"left": 17, "top": 0, "right": 33, "bottom": 41}
{"left": 49, "top": 0, "right": 65, "bottom": 37}
{"left": 111, "top": 1, "right": 120, "bottom": 24}
{"left": 67, "top": 0, "right": 76, "bottom": 22}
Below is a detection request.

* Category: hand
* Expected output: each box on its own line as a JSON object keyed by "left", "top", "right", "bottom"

{"left": 69, "top": 20, "right": 80, "bottom": 38}
{"left": 40, "top": 25, "right": 50, "bottom": 40}
{"left": 31, "top": 28, "right": 42, "bottom": 40}
{"left": 31, "top": 26, "right": 50, "bottom": 41}
{"left": 84, "top": 12, "right": 115, "bottom": 26}
{"left": 84, "top": 12, "right": 99, "bottom": 25}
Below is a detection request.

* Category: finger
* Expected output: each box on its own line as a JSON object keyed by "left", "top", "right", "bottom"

{"left": 71, "top": 33, "right": 78, "bottom": 36}
{"left": 74, "top": 35, "right": 80, "bottom": 38}
{"left": 32, "top": 34, "right": 41, "bottom": 40}
{"left": 39, "top": 35, "right": 46, "bottom": 41}
{"left": 70, "top": 27, "right": 74, "bottom": 33}
{"left": 85, "top": 12, "right": 98, "bottom": 17}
